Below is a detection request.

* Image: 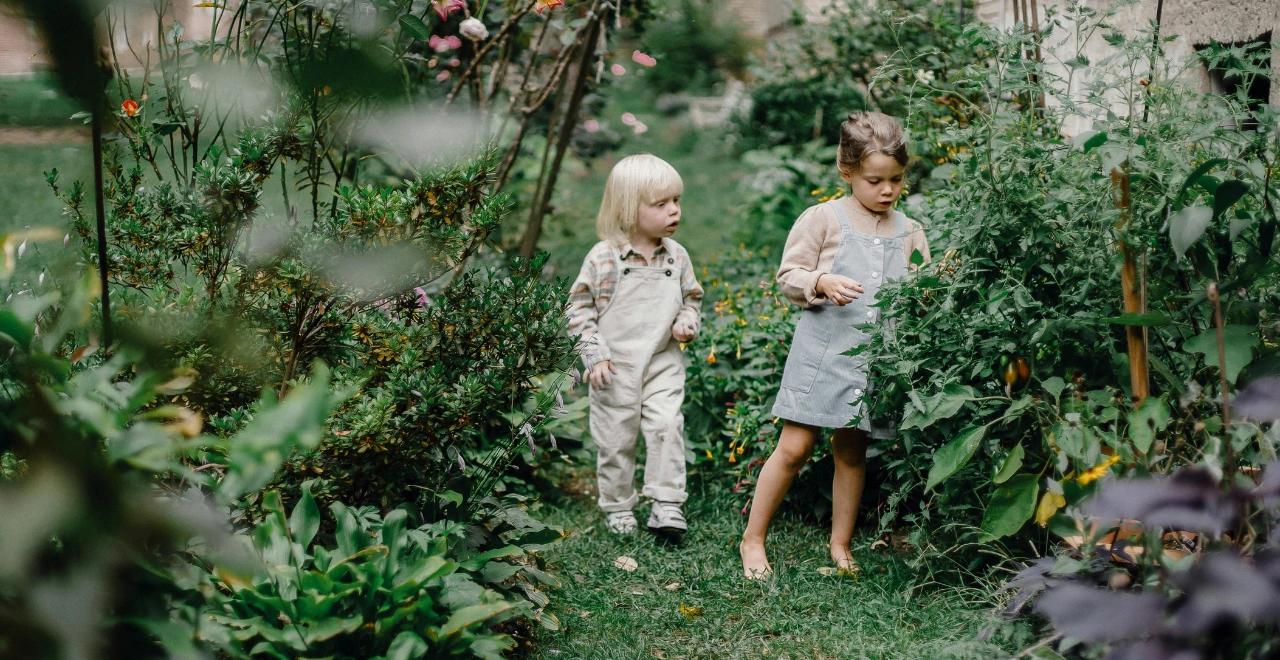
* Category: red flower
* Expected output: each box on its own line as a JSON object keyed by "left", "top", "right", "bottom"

{"left": 121, "top": 99, "right": 140, "bottom": 117}
{"left": 534, "top": 0, "right": 564, "bottom": 15}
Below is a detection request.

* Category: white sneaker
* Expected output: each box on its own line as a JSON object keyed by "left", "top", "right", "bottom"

{"left": 605, "top": 510, "right": 638, "bottom": 534}
{"left": 647, "top": 501, "right": 687, "bottom": 535}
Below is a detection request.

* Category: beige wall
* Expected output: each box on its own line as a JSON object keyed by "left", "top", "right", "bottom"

{"left": 0, "top": 2, "right": 232, "bottom": 78}
{"left": 976, "top": 0, "right": 1279, "bottom": 116}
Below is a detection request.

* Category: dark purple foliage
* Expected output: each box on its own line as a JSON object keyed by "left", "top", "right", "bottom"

{"left": 1172, "top": 553, "right": 1280, "bottom": 634}
{"left": 1035, "top": 583, "right": 1165, "bottom": 642}
{"left": 1083, "top": 468, "right": 1236, "bottom": 535}
{"left": 1234, "top": 377, "right": 1280, "bottom": 422}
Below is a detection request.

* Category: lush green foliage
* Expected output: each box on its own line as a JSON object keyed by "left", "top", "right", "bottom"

{"left": 861, "top": 11, "right": 1279, "bottom": 556}
{"left": 637, "top": 0, "right": 753, "bottom": 95}
{"left": 735, "top": 0, "right": 979, "bottom": 187}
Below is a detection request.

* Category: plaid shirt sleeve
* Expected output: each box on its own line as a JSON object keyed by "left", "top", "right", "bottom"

{"left": 674, "top": 246, "right": 703, "bottom": 336}
{"left": 566, "top": 243, "right": 615, "bottom": 369}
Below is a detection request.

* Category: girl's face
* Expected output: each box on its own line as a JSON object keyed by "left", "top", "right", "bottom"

{"left": 843, "top": 152, "right": 906, "bottom": 214}
{"left": 633, "top": 192, "right": 681, "bottom": 243}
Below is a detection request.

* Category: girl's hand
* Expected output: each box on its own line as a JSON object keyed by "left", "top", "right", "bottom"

{"left": 672, "top": 320, "right": 696, "bottom": 343}
{"left": 816, "top": 273, "right": 864, "bottom": 306}
{"left": 589, "top": 360, "right": 616, "bottom": 388}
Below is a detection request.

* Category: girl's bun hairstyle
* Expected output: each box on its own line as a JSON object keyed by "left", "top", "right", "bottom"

{"left": 837, "top": 111, "right": 908, "bottom": 174}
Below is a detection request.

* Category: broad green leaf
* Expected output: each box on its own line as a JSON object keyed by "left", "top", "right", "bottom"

{"left": 980, "top": 474, "right": 1039, "bottom": 540}
{"left": 993, "top": 442, "right": 1024, "bottom": 484}
{"left": 1041, "top": 376, "right": 1066, "bottom": 402}
{"left": 386, "top": 632, "right": 429, "bottom": 660}
{"left": 926, "top": 426, "right": 987, "bottom": 491}
{"left": 1170, "top": 205, "right": 1212, "bottom": 259}
{"left": 901, "top": 383, "right": 976, "bottom": 431}
{"left": 331, "top": 502, "right": 370, "bottom": 559}
{"left": 398, "top": 14, "right": 431, "bottom": 40}
{"left": 1185, "top": 325, "right": 1259, "bottom": 384}
{"left": 910, "top": 249, "right": 925, "bottom": 266}
{"left": 289, "top": 480, "right": 320, "bottom": 551}
{"left": 1213, "top": 179, "right": 1249, "bottom": 218}
{"left": 1128, "top": 396, "right": 1170, "bottom": 454}
{"left": 440, "top": 602, "right": 514, "bottom": 637}
{"left": 1073, "top": 130, "right": 1108, "bottom": 152}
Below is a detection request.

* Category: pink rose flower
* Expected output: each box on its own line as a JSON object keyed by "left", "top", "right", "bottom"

{"left": 620, "top": 112, "right": 636, "bottom": 126}
{"left": 631, "top": 50, "right": 657, "bottom": 68}
{"left": 583, "top": 119, "right": 600, "bottom": 133}
{"left": 632, "top": 121, "right": 648, "bottom": 135}
{"left": 436, "top": 70, "right": 452, "bottom": 81}
{"left": 459, "top": 17, "right": 488, "bottom": 41}
{"left": 429, "top": 34, "right": 462, "bottom": 52}
{"left": 610, "top": 63, "right": 626, "bottom": 76}
{"left": 431, "top": 0, "right": 465, "bottom": 21}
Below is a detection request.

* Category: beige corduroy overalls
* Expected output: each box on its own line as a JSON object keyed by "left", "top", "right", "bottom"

{"left": 589, "top": 249, "right": 688, "bottom": 513}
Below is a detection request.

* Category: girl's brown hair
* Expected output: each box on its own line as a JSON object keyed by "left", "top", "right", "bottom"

{"left": 837, "top": 111, "right": 908, "bottom": 175}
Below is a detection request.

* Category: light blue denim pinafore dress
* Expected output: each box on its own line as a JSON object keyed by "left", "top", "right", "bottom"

{"left": 771, "top": 199, "right": 911, "bottom": 434}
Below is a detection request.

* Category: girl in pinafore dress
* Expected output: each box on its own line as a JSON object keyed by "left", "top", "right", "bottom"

{"left": 567, "top": 154, "right": 703, "bottom": 539}
{"left": 740, "top": 112, "right": 930, "bottom": 578}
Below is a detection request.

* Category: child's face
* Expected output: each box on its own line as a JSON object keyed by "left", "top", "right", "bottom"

{"left": 843, "top": 152, "right": 906, "bottom": 213}
{"left": 633, "top": 193, "right": 682, "bottom": 242}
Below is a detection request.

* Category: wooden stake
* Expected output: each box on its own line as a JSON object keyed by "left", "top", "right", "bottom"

{"left": 1112, "top": 166, "right": 1149, "bottom": 403}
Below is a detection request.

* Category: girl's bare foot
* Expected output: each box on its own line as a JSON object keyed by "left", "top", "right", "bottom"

{"left": 740, "top": 540, "right": 772, "bottom": 579}
{"left": 830, "top": 545, "right": 860, "bottom": 576}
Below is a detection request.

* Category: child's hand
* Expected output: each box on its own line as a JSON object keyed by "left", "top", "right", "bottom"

{"left": 672, "top": 320, "right": 696, "bottom": 343}
{"left": 588, "top": 360, "right": 616, "bottom": 388}
{"left": 816, "top": 273, "right": 864, "bottom": 306}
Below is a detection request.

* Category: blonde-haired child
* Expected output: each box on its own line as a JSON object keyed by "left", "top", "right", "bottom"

{"left": 566, "top": 153, "right": 703, "bottom": 537}
{"left": 740, "top": 112, "right": 930, "bottom": 577}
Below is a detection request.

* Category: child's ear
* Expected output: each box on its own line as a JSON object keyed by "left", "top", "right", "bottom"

{"left": 838, "top": 167, "right": 856, "bottom": 184}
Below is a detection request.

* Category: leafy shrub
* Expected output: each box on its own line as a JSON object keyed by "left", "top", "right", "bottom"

{"left": 860, "top": 11, "right": 1280, "bottom": 556}
{"left": 190, "top": 484, "right": 519, "bottom": 659}
{"left": 736, "top": 0, "right": 981, "bottom": 190}
{"left": 638, "top": 0, "right": 754, "bottom": 95}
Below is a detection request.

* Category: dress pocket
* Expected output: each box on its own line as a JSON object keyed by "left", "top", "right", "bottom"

{"left": 779, "top": 307, "right": 833, "bottom": 395}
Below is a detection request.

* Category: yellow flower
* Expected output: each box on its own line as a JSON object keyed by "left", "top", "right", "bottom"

{"left": 705, "top": 449, "right": 713, "bottom": 460}
{"left": 736, "top": 445, "right": 744, "bottom": 455}
{"left": 728, "top": 452, "right": 737, "bottom": 463}
{"left": 706, "top": 349, "right": 717, "bottom": 364}
{"left": 1035, "top": 490, "right": 1066, "bottom": 527}
{"left": 1077, "top": 454, "right": 1121, "bottom": 485}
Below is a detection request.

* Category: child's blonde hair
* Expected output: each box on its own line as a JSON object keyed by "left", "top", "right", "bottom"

{"left": 837, "top": 111, "right": 909, "bottom": 175}
{"left": 596, "top": 154, "right": 684, "bottom": 244}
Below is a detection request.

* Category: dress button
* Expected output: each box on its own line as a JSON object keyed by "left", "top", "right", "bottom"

{"left": 668, "top": 258, "right": 674, "bottom": 264}
{"left": 873, "top": 238, "right": 882, "bottom": 245}
{"left": 854, "top": 388, "right": 863, "bottom": 396}
{"left": 623, "top": 268, "right": 631, "bottom": 275}
{"left": 867, "top": 311, "right": 876, "bottom": 320}
{"left": 665, "top": 269, "right": 672, "bottom": 276}
{"left": 872, "top": 271, "right": 880, "bottom": 278}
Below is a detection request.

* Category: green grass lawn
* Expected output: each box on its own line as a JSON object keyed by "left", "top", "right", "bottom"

{"left": 0, "top": 75, "right": 80, "bottom": 128}
{"left": 531, "top": 474, "right": 1021, "bottom": 659}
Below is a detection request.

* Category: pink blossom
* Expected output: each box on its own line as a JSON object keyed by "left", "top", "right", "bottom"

{"left": 631, "top": 50, "right": 657, "bottom": 68}
{"left": 620, "top": 112, "right": 636, "bottom": 126}
{"left": 414, "top": 287, "right": 429, "bottom": 308}
{"left": 431, "top": 0, "right": 465, "bottom": 21}
{"left": 610, "top": 63, "right": 626, "bottom": 76}
{"left": 429, "top": 34, "right": 462, "bottom": 52}
{"left": 583, "top": 119, "right": 600, "bottom": 133}
{"left": 436, "top": 70, "right": 452, "bottom": 81}
{"left": 448, "top": 57, "right": 461, "bottom": 67}
{"left": 632, "top": 121, "right": 648, "bottom": 135}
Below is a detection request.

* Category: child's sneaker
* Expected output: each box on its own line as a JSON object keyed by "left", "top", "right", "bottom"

{"left": 605, "top": 510, "right": 638, "bottom": 534}
{"left": 647, "top": 501, "right": 687, "bottom": 537}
